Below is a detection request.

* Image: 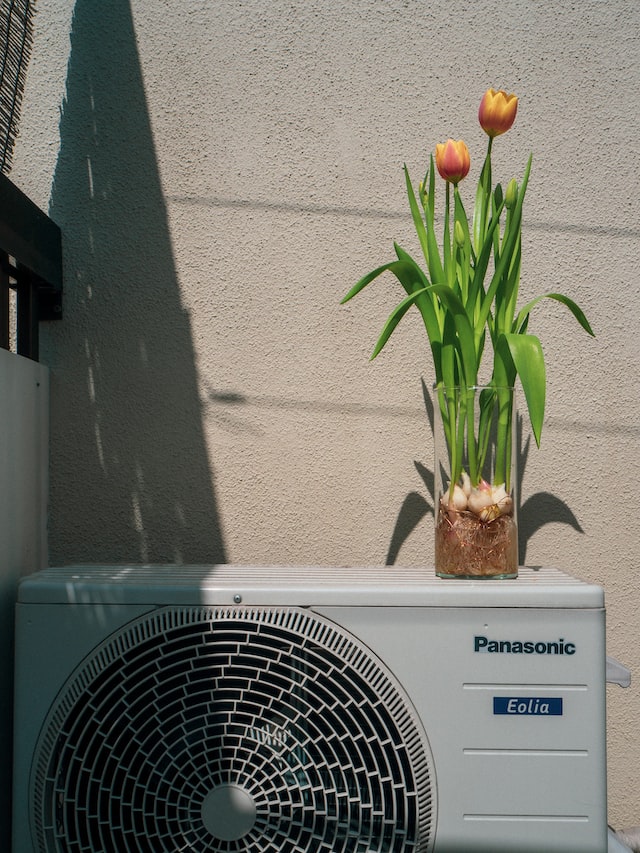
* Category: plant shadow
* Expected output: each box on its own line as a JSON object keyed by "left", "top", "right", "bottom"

{"left": 44, "top": 0, "right": 227, "bottom": 564}
{"left": 385, "top": 380, "right": 583, "bottom": 566}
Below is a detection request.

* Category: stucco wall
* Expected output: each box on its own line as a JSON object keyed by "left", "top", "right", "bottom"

{"left": 10, "top": 0, "right": 640, "bottom": 829}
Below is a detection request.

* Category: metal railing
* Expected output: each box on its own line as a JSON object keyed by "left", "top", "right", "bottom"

{"left": 0, "top": 172, "right": 62, "bottom": 361}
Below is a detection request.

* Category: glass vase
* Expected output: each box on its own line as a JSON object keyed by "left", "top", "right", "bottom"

{"left": 434, "top": 384, "right": 518, "bottom": 579}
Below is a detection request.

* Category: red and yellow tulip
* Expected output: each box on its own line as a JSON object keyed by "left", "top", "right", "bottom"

{"left": 434, "top": 139, "right": 470, "bottom": 184}
{"left": 478, "top": 88, "right": 518, "bottom": 137}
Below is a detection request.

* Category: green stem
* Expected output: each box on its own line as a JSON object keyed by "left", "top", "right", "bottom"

{"left": 473, "top": 137, "right": 493, "bottom": 255}
{"left": 465, "top": 387, "right": 479, "bottom": 484}
{"left": 476, "top": 388, "right": 493, "bottom": 478}
{"left": 450, "top": 393, "right": 461, "bottom": 496}
{"left": 494, "top": 386, "right": 513, "bottom": 488}
{"left": 444, "top": 183, "right": 453, "bottom": 288}
{"left": 436, "top": 384, "right": 458, "bottom": 500}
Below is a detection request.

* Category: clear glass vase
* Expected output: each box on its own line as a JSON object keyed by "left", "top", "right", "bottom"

{"left": 434, "top": 384, "right": 518, "bottom": 579}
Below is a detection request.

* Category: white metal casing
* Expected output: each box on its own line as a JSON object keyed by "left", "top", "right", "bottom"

{"left": 13, "top": 564, "right": 607, "bottom": 853}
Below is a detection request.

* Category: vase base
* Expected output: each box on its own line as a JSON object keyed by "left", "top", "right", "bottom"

{"left": 436, "top": 569, "right": 518, "bottom": 580}
{"left": 435, "top": 504, "right": 518, "bottom": 580}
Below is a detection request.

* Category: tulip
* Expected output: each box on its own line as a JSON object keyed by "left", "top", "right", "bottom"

{"left": 478, "top": 88, "right": 518, "bottom": 137}
{"left": 435, "top": 139, "right": 470, "bottom": 184}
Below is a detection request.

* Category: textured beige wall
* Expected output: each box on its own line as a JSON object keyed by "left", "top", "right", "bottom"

{"left": 10, "top": 0, "right": 640, "bottom": 829}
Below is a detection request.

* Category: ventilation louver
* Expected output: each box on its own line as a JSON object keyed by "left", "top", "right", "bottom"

{"left": 31, "top": 606, "right": 435, "bottom": 852}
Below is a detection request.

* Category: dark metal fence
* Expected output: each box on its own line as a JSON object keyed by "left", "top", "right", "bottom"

{"left": 0, "top": 172, "right": 62, "bottom": 360}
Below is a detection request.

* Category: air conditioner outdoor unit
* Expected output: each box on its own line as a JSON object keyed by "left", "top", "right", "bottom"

{"left": 13, "top": 564, "right": 608, "bottom": 853}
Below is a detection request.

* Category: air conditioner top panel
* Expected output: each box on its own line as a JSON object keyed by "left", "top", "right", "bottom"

{"left": 17, "top": 564, "right": 604, "bottom": 608}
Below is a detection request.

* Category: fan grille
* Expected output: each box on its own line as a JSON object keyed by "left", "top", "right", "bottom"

{"left": 31, "top": 607, "right": 435, "bottom": 852}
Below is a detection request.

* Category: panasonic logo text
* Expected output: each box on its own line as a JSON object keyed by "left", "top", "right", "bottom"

{"left": 474, "top": 636, "right": 576, "bottom": 655}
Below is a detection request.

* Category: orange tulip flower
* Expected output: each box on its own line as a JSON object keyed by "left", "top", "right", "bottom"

{"left": 478, "top": 88, "right": 518, "bottom": 137}
{"left": 434, "top": 139, "right": 471, "bottom": 184}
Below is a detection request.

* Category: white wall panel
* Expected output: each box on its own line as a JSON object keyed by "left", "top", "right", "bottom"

{"left": 0, "top": 350, "right": 48, "bottom": 846}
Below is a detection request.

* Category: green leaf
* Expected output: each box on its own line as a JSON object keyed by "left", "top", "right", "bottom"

{"left": 490, "top": 345, "right": 518, "bottom": 488}
{"left": 404, "top": 164, "right": 441, "bottom": 283}
{"left": 370, "top": 286, "right": 431, "bottom": 359}
{"left": 502, "top": 237, "right": 522, "bottom": 333}
{"left": 493, "top": 335, "right": 517, "bottom": 387}
{"left": 467, "top": 197, "right": 506, "bottom": 315}
{"left": 440, "top": 311, "right": 458, "bottom": 391}
{"left": 341, "top": 256, "right": 445, "bottom": 366}
{"left": 476, "top": 385, "right": 500, "bottom": 479}
{"left": 423, "top": 158, "right": 445, "bottom": 285}
{"left": 453, "top": 185, "right": 472, "bottom": 254}
{"left": 341, "top": 257, "right": 427, "bottom": 308}
{"left": 514, "top": 292, "right": 595, "bottom": 337}
{"left": 429, "top": 284, "right": 478, "bottom": 386}
{"left": 391, "top": 247, "right": 444, "bottom": 347}
{"left": 341, "top": 262, "right": 394, "bottom": 304}
{"left": 473, "top": 139, "right": 493, "bottom": 255}
{"left": 476, "top": 155, "right": 532, "bottom": 336}
{"left": 405, "top": 161, "right": 446, "bottom": 286}
{"left": 502, "top": 332, "right": 546, "bottom": 447}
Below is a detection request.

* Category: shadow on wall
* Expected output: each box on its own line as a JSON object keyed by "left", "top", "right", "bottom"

{"left": 46, "top": 0, "right": 226, "bottom": 564}
{"left": 386, "top": 381, "right": 584, "bottom": 566}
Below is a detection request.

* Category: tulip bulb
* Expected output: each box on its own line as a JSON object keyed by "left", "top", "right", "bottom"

{"left": 492, "top": 483, "right": 508, "bottom": 504}
{"left": 467, "top": 488, "right": 494, "bottom": 515}
{"left": 467, "top": 481, "right": 513, "bottom": 521}
{"left": 448, "top": 484, "right": 468, "bottom": 511}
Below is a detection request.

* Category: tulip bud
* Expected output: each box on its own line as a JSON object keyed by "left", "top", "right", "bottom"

{"left": 454, "top": 220, "right": 466, "bottom": 248}
{"left": 434, "top": 139, "right": 471, "bottom": 185}
{"left": 478, "top": 88, "right": 518, "bottom": 138}
{"left": 505, "top": 178, "right": 518, "bottom": 209}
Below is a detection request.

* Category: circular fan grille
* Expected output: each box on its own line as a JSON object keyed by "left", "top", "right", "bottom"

{"left": 31, "top": 606, "right": 436, "bottom": 852}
